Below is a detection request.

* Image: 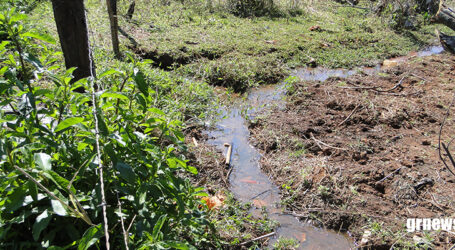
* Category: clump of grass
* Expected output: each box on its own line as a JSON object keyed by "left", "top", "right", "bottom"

{"left": 273, "top": 237, "right": 300, "bottom": 249}
{"left": 212, "top": 193, "right": 278, "bottom": 246}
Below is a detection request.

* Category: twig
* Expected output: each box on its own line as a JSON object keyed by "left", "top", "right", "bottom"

{"left": 215, "top": 158, "right": 228, "bottom": 186}
{"left": 310, "top": 132, "right": 347, "bottom": 151}
{"left": 429, "top": 192, "right": 445, "bottom": 211}
{"left": 376, "top": 167, "right": 402, "bottom": 183}
{"left": 126, "top": 214, "right": 137, "bottom": 233}
{"left": 341, "top": 74, "right": 408, "bottom": 93}
{"left": 9, "top": 163, "right": 93, "bottom": 225}
{"left": 411, "top": 73, "right": 427, "bottom": 82}
{"left": 226, "top": 167, "right": 233, "bottom": 182}
{"left": 288, "top": 209, "right": 387, "bottom": 220}
{"left": 117, "top": 193, "right": 129, "bottom": 250}
{"left": 239, "top": 232, "right": 276, "bottom": 246}
{"left": 250, "top": 189, "right": 271, "bottom": 200}
{"left": 375, "top": 75, "right": 407, "bottom": 93}
{"left": 442, "top": 143, "right": 455, "bottom": 175}
{"left": 337, "top": 104, "right": 360, "bottom": 127}
{"left": 439, "top": 91, "right": 455, "bottom": 177}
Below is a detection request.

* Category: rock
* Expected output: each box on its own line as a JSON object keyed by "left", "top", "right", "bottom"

{"left": 360, "top": 230, "right": 372, "bottom": 245}
{"left": 383, "top": 59, "right": 399, "bottom": 68}
{"left": 309, "top": 25, "right": 321, "bottom": 32}
{"left": 414, "top": 177, "right": 434, "bottom": 190}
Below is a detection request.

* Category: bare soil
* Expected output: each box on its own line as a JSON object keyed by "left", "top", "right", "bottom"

{"left": 249, "top": 53, "right": 455, "bottom": 248}
{"left": 185, "top": 127, "right": 229, "bottom": 190}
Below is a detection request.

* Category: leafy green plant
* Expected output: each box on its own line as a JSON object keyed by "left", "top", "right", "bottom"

{"left": 0, "top": 8, "right": 217, "bottom": 249}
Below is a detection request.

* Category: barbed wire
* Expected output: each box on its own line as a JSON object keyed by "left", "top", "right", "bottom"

{"left": 84, "top": 4, "right": 110, "bottom": 250}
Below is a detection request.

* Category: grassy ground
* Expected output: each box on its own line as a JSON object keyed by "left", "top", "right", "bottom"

{"left": 30, "top": 0, "right": 451, "bottom": 92}
{"left": 115, "top": 0, "right": 451, "bottom": 91}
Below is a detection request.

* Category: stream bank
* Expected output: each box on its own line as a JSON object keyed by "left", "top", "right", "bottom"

{"left": 249, "top": 52, "right": 455, "bottom": 248}
{"left": 202, "top": 45, "right": 452, "bottom": 248}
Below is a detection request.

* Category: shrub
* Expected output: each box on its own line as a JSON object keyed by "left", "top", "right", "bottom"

{"left": 226, "top": 0, "right": 284, "bottom": 17}
{"left": 0, "top": 8, "right": 218, "bottom": 249}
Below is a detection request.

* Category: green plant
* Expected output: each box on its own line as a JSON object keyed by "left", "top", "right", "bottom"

{"left": 317, "top": 185, "right": 330, "bottom": 198}
{"left": 227, "top": 0, "right": 283, "bottom": 17}
{"left": 273, "top": 236, "right": 299, "bottom": 249}
{"left": 0, "top": 8, "right": 217, "bottom": 249}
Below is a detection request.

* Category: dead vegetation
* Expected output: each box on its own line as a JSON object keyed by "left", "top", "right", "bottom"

{"left": 249, "top": 53, "right": 455, "bottom": 248}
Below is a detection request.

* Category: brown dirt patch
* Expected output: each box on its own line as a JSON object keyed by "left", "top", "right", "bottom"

{"left": 249, "top": 54, "right": 455, "bottom": 248}
{"left": 185, "top": 127, "right": 229, "bottom": 191}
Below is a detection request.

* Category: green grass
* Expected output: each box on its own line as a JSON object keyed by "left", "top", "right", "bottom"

{"left": 120, "top": 0, "right": 451, "bottom": 90}
{"left": 29, "top": 0, "right": 452, "bottom": 91}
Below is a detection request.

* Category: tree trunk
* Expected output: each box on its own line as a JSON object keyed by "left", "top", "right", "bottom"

{"left": 126, "top": 1, "right": 136, "bottom": 20}
{"left": 51, "top": 0, "right": 95, "bottom": 87}
{"left": 106, "top": 0, "right": 121, "bottom": 59}
{"left": 434, "top": 1, "right": 455, "bottom": 54}
{"left": 434, "top": 2, "right": 455, "bottom": 30}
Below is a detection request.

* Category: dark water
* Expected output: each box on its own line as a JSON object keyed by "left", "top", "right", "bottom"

{"left": 206, "top": 46, "right": 443, "bottom": 249}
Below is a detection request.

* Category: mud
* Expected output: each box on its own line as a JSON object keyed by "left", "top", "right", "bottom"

{"left": 249, "top": 53, "right": 455, "bottom": 248}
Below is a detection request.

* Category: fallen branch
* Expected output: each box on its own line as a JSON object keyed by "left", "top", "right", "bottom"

{"left": 239, "top": 232, "right": 276, "bottom": 246}
{"left": 310, "top": 132, "right": 347, "bottom": 151}
{"left": 337, "top": 104, "right": 360, "bottom": 127}
{"left": 119, "top": 27, "right": 139, "bottom": 48}
{"left": 341, "top": 74, "right": 407, "bottom": 93}
{"left": 287, "top": 209, "right": 388, "bottom": 220}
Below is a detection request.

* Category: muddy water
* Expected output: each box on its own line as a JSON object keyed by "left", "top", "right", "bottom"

{"left": 294, "top": 45, "right": 444, "bottom": 82}
{"left": 206, "top": 46, "right": 443, "bottom": 249}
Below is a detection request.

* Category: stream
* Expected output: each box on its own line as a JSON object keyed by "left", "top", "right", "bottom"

{"left": 206, "top": 46, "right": 444, "bottom": 249}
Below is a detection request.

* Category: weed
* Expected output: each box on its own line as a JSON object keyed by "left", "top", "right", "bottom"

{"left": 317, "top": 185, "right": 331, "bottom": 198}
{"left": 0, "top": 7, "right": 219, "bottom": 248}
{"left": 273, "top": 236, "right": 300, "bottom": 249}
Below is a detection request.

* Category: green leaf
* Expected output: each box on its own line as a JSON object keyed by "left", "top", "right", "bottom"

{"left": 134, "top": 71, "right": 148, "bottom": 97}
{"left": 148, "top": 107, "right": 165, "bottom": 116}
{"left": 99, "top": 69, "right": 122, "bottom": 78}
{"left": 152, "top": 215, "right": 167, "bottom": 242}
{"left": 43, "top": 170, "right": 76, "bottom": 194}
{"left": 27, "top": 181, "right": 38, "bottom": 202}
{"left": 115, "top": 162, "right": 136, "bottom": 184}
{"left": 55, "top": 117, "right": 84, "bottom": 133}
{"left": 34, "top": 153, "right": 52, "bottom": 171}
{"left": 51, "top": 199, "right": 68, "bottom": 216}
{"left": 100, "top": 92, "right": 129, "bottom": 100}
{"left": 104, "top": 143, "right": 117, "bottom": 164}
{"left": 96, "top": 113, "right": 109, "bottom": 136}
{"left": 78, "top": 224, "right": 103, "bottom": 250}
{"left": 22, "top": 32, "right": 56, "bottom": 44}
{"left": 164, "top": 241, "right": 192, "bottom": 250}
{"left": 0, "top": 41, "right": 10, "bottom": 51}
{"left": 4, "top": 186, "right": 26, "bottom": 213}
{"left": 33, "top": 210, "right": 51, "bottom": 241}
